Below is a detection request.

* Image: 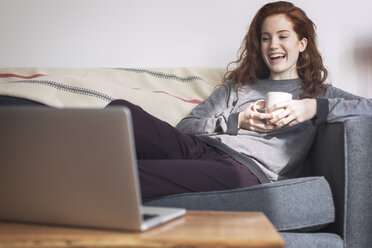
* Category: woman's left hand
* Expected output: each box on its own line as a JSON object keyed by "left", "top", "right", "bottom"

{"left": 267, "top": 99, "right": 317, "bottom": 128}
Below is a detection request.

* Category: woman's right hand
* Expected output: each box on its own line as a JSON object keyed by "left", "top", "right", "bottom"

{"left": 238, "top": 102, "right": 275, "bottom": 132}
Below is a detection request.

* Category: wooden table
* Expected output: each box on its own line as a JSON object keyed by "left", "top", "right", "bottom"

{"left": 0, "top": 211, "right": 284, "bottom": 248}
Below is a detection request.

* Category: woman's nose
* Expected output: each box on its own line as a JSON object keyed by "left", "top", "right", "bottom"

{"left": 270, "top": 37, "right": 280, "bottom": 49}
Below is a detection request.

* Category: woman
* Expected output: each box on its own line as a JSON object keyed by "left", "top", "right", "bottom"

{"left": 108, "top": 1, "right": 371, "bottom": 201}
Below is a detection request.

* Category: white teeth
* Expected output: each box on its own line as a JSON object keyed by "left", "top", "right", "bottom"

{"left": 269, "top": 54, "right": 285, "bottom": 59}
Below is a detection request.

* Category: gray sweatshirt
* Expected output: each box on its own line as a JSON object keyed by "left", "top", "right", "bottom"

{"left": 176, "top": 78, "right": 372, "bottom": 183}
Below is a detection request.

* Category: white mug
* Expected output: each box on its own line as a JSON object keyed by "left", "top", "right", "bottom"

{"left": 253, "top": 92, "right": 292, "bottom": 115}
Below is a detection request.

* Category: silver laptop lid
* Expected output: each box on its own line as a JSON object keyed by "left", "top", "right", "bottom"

{"left": 0, "top": 107, "right": 144, "bottom": 230}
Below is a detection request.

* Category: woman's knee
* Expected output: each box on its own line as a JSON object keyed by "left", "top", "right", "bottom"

{"left": 106, "top": 99, "right": 131, "bottom": 107}
{"left": 105, "top": 99, "right": 144, "bottom": 113}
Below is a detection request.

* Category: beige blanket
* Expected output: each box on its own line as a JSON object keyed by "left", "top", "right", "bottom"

{"left": 0, "top": 67, "right": 225, "bottom": 126}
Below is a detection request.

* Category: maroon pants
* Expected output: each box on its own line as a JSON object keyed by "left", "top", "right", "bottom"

{"left": 106, "top": 100, "right": 260, "bottom": 202}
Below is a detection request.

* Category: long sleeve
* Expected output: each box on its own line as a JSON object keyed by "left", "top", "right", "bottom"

{"left": 176, "top": 81, "right": 239, "bottom": 135}
{"left": 322, "top": 85, "right": 372, "bottom": 123}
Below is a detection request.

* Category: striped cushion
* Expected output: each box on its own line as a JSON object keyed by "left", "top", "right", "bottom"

{"left": 0, "top": 67, "right": 225, "bottom": 126}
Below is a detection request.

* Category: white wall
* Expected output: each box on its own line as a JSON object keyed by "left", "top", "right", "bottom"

{"left": 1, "top": 0, "right": 371, "bottom": 96}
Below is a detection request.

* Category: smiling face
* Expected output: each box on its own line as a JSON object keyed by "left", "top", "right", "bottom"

{"left": 260, "top": 14, "right": 307, "bottom": 80}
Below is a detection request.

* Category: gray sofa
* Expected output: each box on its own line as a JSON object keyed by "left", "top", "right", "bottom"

{"left": 2, "top": 97, "right": 372, "bottom": 248}
{"left": 1, "top": 67, "right": 371, "bottom": 248}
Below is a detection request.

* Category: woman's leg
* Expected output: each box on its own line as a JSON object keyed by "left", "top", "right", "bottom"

{"left": 106, "top": 99, "right": 209, "bottom": 160}
{"left": 139, "top": 147, "right": 260, "bottom": 202}
{"left": 106, "top": 99, "right": 260, "bottom": 202}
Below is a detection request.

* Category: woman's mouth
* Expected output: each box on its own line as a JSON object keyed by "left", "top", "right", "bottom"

{"left": 269, "top": 53, "right": 286, "bottom": 62}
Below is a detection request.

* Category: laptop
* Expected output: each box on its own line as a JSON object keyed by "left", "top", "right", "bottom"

{"left": 0, "top": 106, "right": 185, "bottom": 231}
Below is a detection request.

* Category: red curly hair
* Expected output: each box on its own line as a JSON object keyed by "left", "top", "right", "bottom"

{"left": 224, "top": 1, "right": 327, "bottom": 98}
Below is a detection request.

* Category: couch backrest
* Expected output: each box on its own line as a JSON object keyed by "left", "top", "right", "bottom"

{"left": 0, "top": 67, "right": 226, "bottom": 126}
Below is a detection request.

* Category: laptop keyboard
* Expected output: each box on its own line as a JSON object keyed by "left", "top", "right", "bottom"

{"left": 142, "top": 213, "right": 158, "bottom": 221}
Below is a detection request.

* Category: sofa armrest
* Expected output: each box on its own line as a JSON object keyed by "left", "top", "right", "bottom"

{"left": 310, "top": 117, "right": 372, "bottom": 248}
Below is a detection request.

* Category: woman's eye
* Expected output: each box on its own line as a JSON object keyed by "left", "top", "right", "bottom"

{"left": 280, "top": 36, "right": 288, "bottom": 39}
{"left": 262, "top": 37, "right": 269, "bottom": 41}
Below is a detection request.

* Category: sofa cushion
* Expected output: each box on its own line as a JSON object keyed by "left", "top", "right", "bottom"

{"left": 280, "top": 232, "right": 343, "bottom": 248}
{"left": 0, "top": 67, "right": 225, "bottom": 126}
{"left": 144, "top": 176, "right": 335, "bottom": 232}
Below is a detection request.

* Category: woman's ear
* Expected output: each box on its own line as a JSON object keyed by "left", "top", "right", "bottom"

{"left": 299, "top": 38, "right": 308, "bottom": 52}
